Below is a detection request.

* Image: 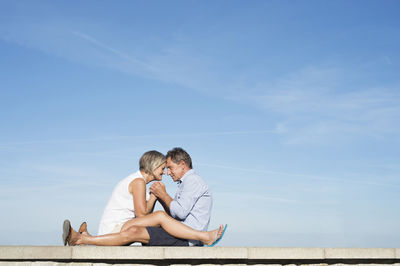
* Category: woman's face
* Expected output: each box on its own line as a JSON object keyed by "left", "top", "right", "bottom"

{"left": 152, "top": 162, "right": 166, "bottom": 181}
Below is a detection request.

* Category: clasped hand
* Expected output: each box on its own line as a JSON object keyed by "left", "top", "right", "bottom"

{"left": 150, "top": 181, "right": 166, "bottom": 198}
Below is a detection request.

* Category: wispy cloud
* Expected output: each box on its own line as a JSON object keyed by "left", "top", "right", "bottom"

{"left": 230, "top": 66, "right": 400, "bottom": 145}
{"left": 2, "top": 16, "right": 399, "bottom": 147}
{"left": 0, "top": 162, "right": 115, "bottom": 197}
{"left": 68, "top": 32, "right": 400, "bottom": 146}
{"left": 0, "top": 15, "right": 224, "bottom": 94}
{"left": 71, "top": 31, "right": 151, "bottom": 69}
{"left": 0, "top": 129, "right": 280, "bottom": 148}
{"left": 0, "top": 20, "right": 155, "bottom": 79}
{"left": 217, "top": 191, "right": 337, "bottom": 206}
{"left": 197, "top": 162, "right": 400, "bottom": 188}
{"left": 71, "top": 31, "right": 224, "bottom": 94}
{"left": 0, "top": 180, "right": 109, "bottom": 195}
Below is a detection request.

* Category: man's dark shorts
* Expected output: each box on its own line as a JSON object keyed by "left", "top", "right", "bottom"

{"left": 145, "top": 226, "right": 189, "bottom": 246}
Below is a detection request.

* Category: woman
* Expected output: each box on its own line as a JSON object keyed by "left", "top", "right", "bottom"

{"left": 63, "top": 150, "right": 226, "bottom": 246}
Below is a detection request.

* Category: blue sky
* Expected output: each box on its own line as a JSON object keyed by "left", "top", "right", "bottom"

{"left": 1, "top": 0, "right": 399, "bottom": 247}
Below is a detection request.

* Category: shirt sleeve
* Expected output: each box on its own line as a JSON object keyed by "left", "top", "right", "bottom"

{"left": 170, "top": 177, "right": 205, "bottom": 220}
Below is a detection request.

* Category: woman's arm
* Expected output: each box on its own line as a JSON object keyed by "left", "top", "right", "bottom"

{"left": 129, "top": 178, "right": 151, "bottom": 218}
{"left": 146, "top": 193, "right": 157, "bottom": 214}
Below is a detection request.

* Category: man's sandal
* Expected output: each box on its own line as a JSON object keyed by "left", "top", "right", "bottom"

{"left": 206, "top": 224, "right": 228, "bottom": 247}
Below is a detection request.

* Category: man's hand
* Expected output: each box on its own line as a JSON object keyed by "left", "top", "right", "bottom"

{"left": 150, "top": 181, "right": 173, "bottom": 213}
{"left": 150, "top": 182, "right": 167, "bottom": 198}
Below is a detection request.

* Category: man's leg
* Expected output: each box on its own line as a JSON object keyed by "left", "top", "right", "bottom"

{"left": 71, "top": 225, "right": 150, "bottom": 246}
{"left": 144, "top": 226, "right": 189, "bottom": 246}
{"left": 120, "top": 210, "right": 223, "bottom": 245}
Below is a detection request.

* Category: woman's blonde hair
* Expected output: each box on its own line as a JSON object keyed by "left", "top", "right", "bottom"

{"left": 139, "top": 150, "right": 166, "bottom": 174}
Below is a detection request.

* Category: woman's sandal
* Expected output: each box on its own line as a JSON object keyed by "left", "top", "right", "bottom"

{"left": 62, "top": 220, "right": 71, "bottom": 246}
{"left": 79, "top": 222, "right": 87, "bottom": 234}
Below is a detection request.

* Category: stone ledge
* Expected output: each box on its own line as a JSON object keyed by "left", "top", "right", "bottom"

{"left": 1, "top": 246, "right": 399, "bottom": 264}
{"left": 324, "top": 248, "right": 397, "bottom": 259}
{"left": 0, "top": 246, "right": 72, "bottom": 260}
{"left": 248, "top": 247, "right": 325, "bottom": 259}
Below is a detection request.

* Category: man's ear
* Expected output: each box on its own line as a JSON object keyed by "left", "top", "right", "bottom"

{"left": 179, "top": 160, "right": 187, "bottom": 168}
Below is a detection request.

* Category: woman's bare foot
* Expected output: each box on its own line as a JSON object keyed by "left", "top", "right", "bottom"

{"left": 203, "top": 224, "right": 224, "bottom": 246}
{"left": 81, "top": 231, "right": 92, "bottom": 237}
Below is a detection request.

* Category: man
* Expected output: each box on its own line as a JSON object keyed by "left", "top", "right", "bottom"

{"left": 65, "top": 147, "right": 214, "bottom": 246}
{"left": 147, "top": 147, "right": 213, "bottom": 246}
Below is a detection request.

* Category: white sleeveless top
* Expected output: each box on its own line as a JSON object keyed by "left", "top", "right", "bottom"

{"left": 98, "top": 171, "right": 147, "bottom": 235}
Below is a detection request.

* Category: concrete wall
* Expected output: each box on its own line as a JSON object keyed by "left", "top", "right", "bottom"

{"left": 1, "top": 246, "right": 400, "bottom": 265}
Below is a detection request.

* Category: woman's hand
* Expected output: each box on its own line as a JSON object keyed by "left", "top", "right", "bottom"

{"left": 150, "top": 182, "right": 166, "bottom": 198}
{"left": 146, "top": 192, "right": 157, "bottom": 214}
{"left": 149, "top": 192, "right": 157, "bottom": 201}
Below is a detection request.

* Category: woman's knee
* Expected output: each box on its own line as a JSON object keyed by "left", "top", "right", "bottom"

{"left": 121, "top": 226, "right": 145, "bottom": 240}
{"left": 154, "top": 210, "right": 167, "bottom": 219}
{"left": 125, "top": 225, "right": 141, "bottom": 234}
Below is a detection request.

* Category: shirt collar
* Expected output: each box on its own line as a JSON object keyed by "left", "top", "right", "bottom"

{"left": 177, "top": 169, "right": 194, "bottom": 184}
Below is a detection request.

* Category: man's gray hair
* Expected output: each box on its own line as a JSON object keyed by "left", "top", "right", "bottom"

{"left": 166, "top": 147, "right": 193, "bottom": 169}
{"left": 139, "top": 150, "right": 166, "bottom": 174}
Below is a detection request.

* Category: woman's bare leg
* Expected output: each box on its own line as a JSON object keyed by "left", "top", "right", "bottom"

{"left": 121, "top": 210, "right": 224, "bottom": 245}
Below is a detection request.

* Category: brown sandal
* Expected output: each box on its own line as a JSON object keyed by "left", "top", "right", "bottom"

{"left": 79, "top": 222, "right": 87, "bottom": 234}
{"left": 62, "top": 220, "right": 71, "bottom": 246}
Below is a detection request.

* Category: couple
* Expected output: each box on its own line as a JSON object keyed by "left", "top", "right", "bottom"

{"left": 63, "top": 147, "right": 227, "bottom": 247}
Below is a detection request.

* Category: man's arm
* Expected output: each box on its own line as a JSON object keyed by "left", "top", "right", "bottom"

{"left": 169, "top": 178, "right": 205, "bottom": 221}
{"left": 150, "top": 182, "right": 173, "bottom": 215}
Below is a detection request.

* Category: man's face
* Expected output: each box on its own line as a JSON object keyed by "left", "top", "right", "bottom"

{"left": 166, "top": 157, "right": 185, "bottom": 182}
{"left": 152, "top": 162, "right": 166, "bottom": 181}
